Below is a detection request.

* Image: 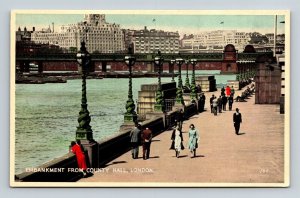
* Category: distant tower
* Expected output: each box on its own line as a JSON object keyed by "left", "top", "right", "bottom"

{"left": 52, "top": 22, "right": 54, "bottom": 33}
{"left": 84, "top": 14, "right": 106, "bottom": 24}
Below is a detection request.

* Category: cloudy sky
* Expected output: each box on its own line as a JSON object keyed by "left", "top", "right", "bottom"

{"left": 15, "top": 13, "right": 286, "bottom": 36}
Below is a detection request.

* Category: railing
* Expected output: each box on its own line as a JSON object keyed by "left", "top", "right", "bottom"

{"left": 16, "top": 52, "right": 227, "bottom": 62}
{"left": 165, "top": 98, "right": 176, "bottom": 112}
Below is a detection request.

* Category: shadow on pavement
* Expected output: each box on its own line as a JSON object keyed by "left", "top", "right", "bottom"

{"left": 105, "top": 161, "right": 127, "bottom": 167}
{"left": 193, "top": 155, "right": 205, "bottom": 158}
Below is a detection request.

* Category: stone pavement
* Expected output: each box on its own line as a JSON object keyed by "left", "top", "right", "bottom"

{"left": 80, "top": 86, "right": 285, "bottom": 184}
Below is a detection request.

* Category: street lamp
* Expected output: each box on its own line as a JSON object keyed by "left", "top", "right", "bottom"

{"left": 153, "top": 50, "right": 164, "bottom": 112}
{"left": 190, "top": 58, "right": 198, "bottom": 101}
{"left": 124, "top": 45, "right": 137, "bottom": 123}
{"left": 184, "top": 60, "right": 190, "bottom": 89}
{"left": 75, "top": 41, "right": 93, "bottom": 141}
{"left": 170, "top": 59, "right": 176, "bottom": 83}
{"left": 175, "top": 56, "right": 185, "bottom": 105}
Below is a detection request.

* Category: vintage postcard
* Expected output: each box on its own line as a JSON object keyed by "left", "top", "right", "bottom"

{"left": 10, "top": 10, "right": 290, "bottom": 187}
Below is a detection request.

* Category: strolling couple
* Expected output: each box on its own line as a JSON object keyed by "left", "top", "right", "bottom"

{"left": 170, "top": 124, "right": 199, "bottom": 158}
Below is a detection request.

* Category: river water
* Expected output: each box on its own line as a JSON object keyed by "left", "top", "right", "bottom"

{"left": 15, "top": 71, "right": 235, "bottom": 174}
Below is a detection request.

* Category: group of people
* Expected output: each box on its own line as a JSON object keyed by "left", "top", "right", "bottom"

{"left": 235, "top": 84, "right": 255, "bottom": 102}
{"left": 170, "top": 123, "right": 199, "bottom": 158}
{"left": 209, "top": 86, "right": 235, "bottom": 116}
{"left": 129, "top": 124, "right": 153, "bottom": 160}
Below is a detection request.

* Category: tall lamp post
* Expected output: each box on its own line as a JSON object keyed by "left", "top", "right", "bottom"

{"left": 124, "top": 46, "right": 137, "bottom": 124}
{"left": 75, "top": 41, "right": 94, "bottom": 141}
{"left": 154, "top": 51, "right": 164, "bottom": 112}
{"left": 175, "top": 56, "right": 185, "bottom": 105}
{"left": 190, "top": 58, "right": 198, "bottom": 101}
{"left": 184, "top": 60, "right": 190, "bottom": 89}
{"left": 170, "top": 59, "right": 176, "bottom": 83}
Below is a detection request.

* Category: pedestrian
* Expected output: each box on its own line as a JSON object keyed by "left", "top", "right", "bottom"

{"left": 231, "top": 86, "right": 235, "bottom": 97}
{"left": 217, "top": 95, "right": 222, "bottom": 113}
{"left": 129, "top": 123, "right": 142, "bottom": 159}
{"left": 175, "top": 109, "right": 184, "bottom": 131}
{"left": 188, "top": 124, "right": 199, "bottom": 158}
{"left": 212, "top": 96, "right": 218, "bottom": 116}
{"left": 210, "top": 94, "right": 215, "bottom": 113}
{"left": 228, "top": 94, "right": 234, "bottom": 111}
{"left": 170, "top": 126, "right": 184, "bottom": 158}
{"left": 226, "top": 85, "right": 231, "bottom": 97}
{"left": 200, "top": 93, "right": 206, "bottom": 112}
{"left": 222, "top": 94, "right": 227, "bottom": 111}
{"left": 71, "top": 141, "right": 87, "bottom": 177}
{"left": 233, "top": 108, "right": 242, "bottom": 135}
{"left": 141, "top": 127, "right": 153, "bottom": 160}
{"left": 221, "top": 86, "right": 225, "bottom": 96}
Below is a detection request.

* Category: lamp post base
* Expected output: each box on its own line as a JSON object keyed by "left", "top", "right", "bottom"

{"left": 76, "top": 129, "right": 94, "bottom": 141}
{"left": 80, "top": 140, "right": 99, "bottom": 168}
{"left": 120, "top": 113, "right": 138, "bottom": 132}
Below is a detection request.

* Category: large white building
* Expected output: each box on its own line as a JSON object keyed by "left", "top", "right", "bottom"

{"left": 31, "top": 14, "right": 125, "bottom": 53}
{"left": 127, "top": 26, "right": 180, "bottom": 54}
{"left": 180, "top": 30, "right": 250, "bottom": 53}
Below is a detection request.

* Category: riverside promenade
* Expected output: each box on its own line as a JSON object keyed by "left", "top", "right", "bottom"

{"left": 80, "top": 87, "right": 285, "bottom": 185}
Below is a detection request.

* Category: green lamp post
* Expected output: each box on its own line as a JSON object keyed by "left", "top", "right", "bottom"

{"left": 153, "top": 50, "right": 164, "bottom": 112}
{"left": 189, "top": 58, "right": 198, "bottom": 101}
{"left": 184, "top": 60, "right": 190, "bottom": 89}
{"left": 75, "top": 41, "right": 94, "bottom": 141}
{"left": 124, "top": 46, "right": 137, "bottom": 123}
{"left": 175, "top": 56, "right": 185, "bottom": 105}
{"left": 170, "top": 59, "right": 176, "bottom": 83}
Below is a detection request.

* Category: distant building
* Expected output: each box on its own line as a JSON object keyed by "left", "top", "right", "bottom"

{"left": 16, "top": 27, "right": 35, "bottom": 41}
{"left": 31, "top": 14, "right": 125, "bottom": 53}
{"left": 127, "top": 26, "right": 180, "bottom": 54}
{"left": 180, "top": 30, "right": 250, "bottom": 53}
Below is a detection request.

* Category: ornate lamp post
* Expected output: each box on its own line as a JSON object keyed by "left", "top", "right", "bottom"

{"left": 75, "top": 41, "right": 93, "bottom": 141}
{"left": 184, "top": 60, "right": 190, "bottom": 89}
{"left": 190, "top": 58, "right": 198, "bottom": 101}
{"left": 175, "top": 56, "right": 185, "bottom": 105}
{"left": 124, "top": 46, "right": 137, "bottom": 124}
{"left": 154, "top": 51, "right": 164, "bottom": 112}
{"left": 170, "top": 59, "right": 176, "bottom": 83}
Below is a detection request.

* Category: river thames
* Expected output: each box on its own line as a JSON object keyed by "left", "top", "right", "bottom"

{"left": 15, "top": 71, "right": 235, "bottom": 174}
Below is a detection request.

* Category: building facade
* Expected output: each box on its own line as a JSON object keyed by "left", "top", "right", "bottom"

{"left": 180, "top": 30, "right": 250, "bottom": 53}
{"left": 128, "top": 26, "right": 180, "bottom": 54}
{"left": 31, "top": 14, "right": 125, "bottom": 53}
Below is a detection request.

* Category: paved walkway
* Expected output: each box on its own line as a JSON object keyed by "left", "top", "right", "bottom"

{"left": 80, "top": 86, "right": 285, "bottom": 184}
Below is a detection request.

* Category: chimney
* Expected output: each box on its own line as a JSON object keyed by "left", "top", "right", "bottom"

{"left": 33, "top": 27, "right": 35, "bottom": 32}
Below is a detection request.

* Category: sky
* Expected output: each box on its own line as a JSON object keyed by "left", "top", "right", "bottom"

{"left": 15, "top": 13, "right": 286, "bottom": 36}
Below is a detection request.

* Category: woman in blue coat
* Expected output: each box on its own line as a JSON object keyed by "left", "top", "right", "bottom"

{"left": 188, "top": 124, "right": 199, "bottom": 158}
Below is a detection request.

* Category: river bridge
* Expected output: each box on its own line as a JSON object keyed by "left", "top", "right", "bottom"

{"left": 15, "top": 44, "right": 272, "bottom": 75}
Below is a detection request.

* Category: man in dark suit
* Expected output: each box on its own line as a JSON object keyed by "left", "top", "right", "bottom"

{"left": 233, "top": 108, "right": 242, "bottom": 135}
{"left": 141, "top": 127, "right": 153, "bottom": 160}
{"left": 130, "top": 124, "right": 142, "bottom": 159}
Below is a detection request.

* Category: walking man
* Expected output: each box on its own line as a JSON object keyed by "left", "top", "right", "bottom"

{"left": 228, "top": 94, "right": 234, "bottom": 111}
{"left": 130, "top": 124, "right": 142, "bottom": 159}
{"left": 233, "top": 108, "right": 242, "bottom": 135}
{"left": 141, "top": 127, "right": 153, "bottom": 160}
{"left": 175, "top": 109, "right": 184, "bottom": 131}
{"left": 222, "top": 95, "right": 227, "bottom": 111}
{"left": 210, "top": 94, "right": 215, "bottom": 113}
{"left": 217, "top": 95, "right": 222, "bottom": 113}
